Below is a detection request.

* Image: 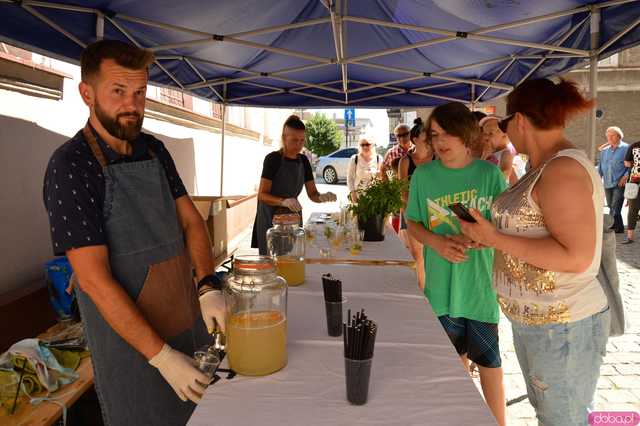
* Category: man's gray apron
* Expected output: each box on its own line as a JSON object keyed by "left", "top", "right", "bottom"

{"left": 251, "top": 153, "right": 305, "bottom": 255}
{"left": 75, "top": 124, "right": 209, "bottom": 425}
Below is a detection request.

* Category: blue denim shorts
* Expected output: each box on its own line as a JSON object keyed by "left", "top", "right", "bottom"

{"left": 511, "top": 307, "right": 610, "bottom": 426}
{"left": 438, "top": 315, "right": 501, "bottom": 368}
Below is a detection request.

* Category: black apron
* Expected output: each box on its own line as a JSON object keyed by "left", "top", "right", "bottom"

{"left": 251, "top": 153, "right": 305, "bottom": 255}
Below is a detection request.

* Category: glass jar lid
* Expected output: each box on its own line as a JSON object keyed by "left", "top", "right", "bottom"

{"left": 233, "top": 255, "right": 276, "bottom": 274}
{"left": 272, "top": 213, "right": 301, "bottom": 226}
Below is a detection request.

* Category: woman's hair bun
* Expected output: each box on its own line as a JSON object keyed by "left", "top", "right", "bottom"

{"left": 413, "top": 117, "right": 423, "bottom": 126}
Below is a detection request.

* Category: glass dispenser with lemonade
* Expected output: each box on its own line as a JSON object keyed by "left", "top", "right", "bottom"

{"left": 267, "top": 213, "right": 306, "bottom": 286}
{"left": 224, "top": 256, "right": 287, "bottom": 376}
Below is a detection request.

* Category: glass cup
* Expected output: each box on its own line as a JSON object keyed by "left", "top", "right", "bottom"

{"left": 319, "top": 245, "right": 332, "bottom": 258}
{"left": 349, "top": 228, "right": 364, "bottom": 255}
{"left": 194, "top": 350, "right": 221, "bottom": 382}
{"left": 330, "top": 226, "right": 346, "bottom": 248}
{"left": 324, "top": 299, "right": 345, "bottom": 337}
{"left": 344, "top": 357, "right": 373, "bottom": 405}
{"left": 304, "top": 224, "right": 317, "bottom": 246}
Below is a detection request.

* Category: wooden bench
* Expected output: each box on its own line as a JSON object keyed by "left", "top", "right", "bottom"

{"left": 0, "top": 323, "right": 94, "bottom": 426}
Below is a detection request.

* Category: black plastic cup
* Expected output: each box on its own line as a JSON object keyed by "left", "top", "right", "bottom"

{"left": 344, "top": 357, "right": 373, "bottom": 405}
{"left": 324, "top": 299, "right": 344, "bottom": 337}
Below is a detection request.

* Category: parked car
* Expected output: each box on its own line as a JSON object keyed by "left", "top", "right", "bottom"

{"left": 315, "top": 147, "right": 358, "bottom": 184}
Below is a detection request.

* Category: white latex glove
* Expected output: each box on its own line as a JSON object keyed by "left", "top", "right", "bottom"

{"left": 318, "top": 192, "right": 337, "bottom": 202}
{"left": 199, "top": 290, "right": 226, "bottom": 334}
{"left": 149, "top": 344, "right": 209, "bottom": 403}
{"left": 281, "top": 198, "right": 302, "bottom": 212}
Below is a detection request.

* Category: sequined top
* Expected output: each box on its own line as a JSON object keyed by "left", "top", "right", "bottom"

{"left": 492, "top": 149, "right": 607, "bottom": 325}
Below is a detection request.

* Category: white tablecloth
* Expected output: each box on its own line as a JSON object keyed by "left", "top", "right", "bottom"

{"left": 189, "top": 259, "right": 496, "bottom": 425}
{"left": 302, "top": 263, "right": 419, "bottom": 296}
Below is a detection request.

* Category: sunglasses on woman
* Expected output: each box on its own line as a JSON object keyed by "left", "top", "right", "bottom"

{"left": 498, "top": 114, "right": 515, "bottom": 133}
{"left": 360, "top": 143, "right": 371, "bottom": 147}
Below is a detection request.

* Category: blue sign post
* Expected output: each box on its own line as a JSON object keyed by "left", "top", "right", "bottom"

{"left": 344, "top": 108, "right": 355, "bottom": 126}
{"left": 344, "top": 108, "right": 355, "bottom": 146}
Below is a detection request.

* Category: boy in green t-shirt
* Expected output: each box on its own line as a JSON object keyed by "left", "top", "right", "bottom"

{"left": 406, "top": 103, "right": 507, "bottom": 426}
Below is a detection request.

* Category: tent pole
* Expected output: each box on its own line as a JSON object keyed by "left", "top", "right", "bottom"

{"left": 598, "top": 14, "right": 640, "bottom": 54}
{"left": 588, "top": 8, "right": 601, "bottom": 163}
{"left": 410, "top": 91, "right": 467, "bottom": 103}
{"left": 476, "top": 57, "right": 517, "bottom": 103}
{"left": 96, "top": 12, "right": 104, "bottom": 40}
{"left": 470, "top": 84, "right": 476, "bottom": 110}
{"left": 515, "top": 15, "right": 591, "bottom": 88}
{"left": 220, "top": 85, "right": 227, "bottom": 196}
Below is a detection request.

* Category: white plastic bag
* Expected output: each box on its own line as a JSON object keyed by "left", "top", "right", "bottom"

{"left": 624, "top": 182, "right": 638, "bottom": 199}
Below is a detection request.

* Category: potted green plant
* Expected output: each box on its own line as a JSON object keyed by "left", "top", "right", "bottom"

{"left": 348, "top": 176, "right": 408, "bottom": 241}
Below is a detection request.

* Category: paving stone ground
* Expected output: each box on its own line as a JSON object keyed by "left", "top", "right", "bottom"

{"left": 475, "top": 216, "right": 640, "bottom": 424}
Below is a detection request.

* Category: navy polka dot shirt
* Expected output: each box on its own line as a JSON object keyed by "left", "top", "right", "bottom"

{"left": 43, "top": 125, "right": 187, "bottom": 256}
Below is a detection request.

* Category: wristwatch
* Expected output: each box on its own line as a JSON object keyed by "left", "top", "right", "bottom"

{"left": 197, "top": 273, "right": 223, "bottom": 296}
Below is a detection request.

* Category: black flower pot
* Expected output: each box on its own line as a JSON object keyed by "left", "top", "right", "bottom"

{"left": 358, "top": 215, "right": 385, "bottom": 242}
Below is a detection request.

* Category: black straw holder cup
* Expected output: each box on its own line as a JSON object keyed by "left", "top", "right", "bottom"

{"left": 324, "top": 299, "right": 344, "bottom": 337}
{"left": 344, "top": 357, "right": 373, "bottom": 405}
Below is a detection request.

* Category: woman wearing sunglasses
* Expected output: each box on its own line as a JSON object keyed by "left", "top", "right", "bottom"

{"left": 347, "top": 137, "right": 382, "bottom": 203}
{"left": 460, "top": 78, "right": 609, "bottom": 426}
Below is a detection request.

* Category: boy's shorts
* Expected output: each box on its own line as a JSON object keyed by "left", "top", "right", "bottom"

{"left": 437, "top": 315, "right": 501, "bottom": 368}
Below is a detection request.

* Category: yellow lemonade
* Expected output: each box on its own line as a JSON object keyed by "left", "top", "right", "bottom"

{"left": 276, "top": 256, "right": 305, "bottom": 286}
{"left": 349, "top": 243, "right": 362, "bottom": 255}
{"left": 330, "top": 234, "right": 344, "bottom": 248}
{"left": 227, "top": 311, "right": 287, "bottom": 376}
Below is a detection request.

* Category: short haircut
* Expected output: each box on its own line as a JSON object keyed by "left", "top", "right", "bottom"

{"left": 606, "top": 126, "right": 624, "bottom": 139}
{"left": 80, "top": 39, "right": 155, "bottom": 83}
{"left": 394, "top": 123, "right": 410, "bottom": 134}
{"left": 427, "top": 102, "right": 479, "bottom": 148}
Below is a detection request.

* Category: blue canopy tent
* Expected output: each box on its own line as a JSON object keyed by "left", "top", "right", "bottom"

{"left": 1, "top": 0, "right": 640, "bottom": 184}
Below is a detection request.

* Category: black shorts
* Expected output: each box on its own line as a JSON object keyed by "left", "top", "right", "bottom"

{"left": 438, "top": 315, "right": 501, "bottom": 368}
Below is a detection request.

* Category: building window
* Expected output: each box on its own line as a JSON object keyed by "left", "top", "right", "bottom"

{"left": 598, "top": 53, "right": 619, "bottom": 68}
{"left": 159, "top": 87, "right": 185, "bottom": 108}
{"left": 0, "top": 43, "right": 66, "bottom": 100}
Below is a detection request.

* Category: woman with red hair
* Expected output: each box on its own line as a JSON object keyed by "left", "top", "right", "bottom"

{"left": 460, "top": 78, "right": 609, "bottom": 425}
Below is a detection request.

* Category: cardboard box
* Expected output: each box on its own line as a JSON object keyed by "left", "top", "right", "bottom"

{"left": 191, "top": 194, "right": 258, "bottom": 259}
{"left": 192, "top": 196, "right": 228, "bottom": 258}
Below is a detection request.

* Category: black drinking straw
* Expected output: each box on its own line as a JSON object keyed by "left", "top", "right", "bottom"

{"left": 322, "top": 273, "right": 342, "bottom": 302}
{"left": 11, "top": 358, "right": 26, "bottom": 415}
{"left": 343, "top": 310, "right": 377, "bottom": 360}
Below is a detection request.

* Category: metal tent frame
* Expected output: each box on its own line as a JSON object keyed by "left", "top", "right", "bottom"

{"left": 1, "top": 0, "right": 640, "bottom": 190}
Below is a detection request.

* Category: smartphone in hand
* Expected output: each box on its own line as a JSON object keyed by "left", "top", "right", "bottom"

{"left": 448, "top": 203, "right": 477, "bottom": 223}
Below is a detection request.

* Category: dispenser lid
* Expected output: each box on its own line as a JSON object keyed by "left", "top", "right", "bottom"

{"left": 233, "top": 255, "right": 275, "bottom": 273}
{"left": 272, "top": 213, "right": 301, "bottom": 226}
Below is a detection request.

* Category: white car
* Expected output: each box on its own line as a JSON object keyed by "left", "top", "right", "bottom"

{"left": 315, "top": 147, "right": 358, "bottom": 184}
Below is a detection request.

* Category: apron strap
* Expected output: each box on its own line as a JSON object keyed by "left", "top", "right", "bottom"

{"left": 82, "top": 122, "right": 156, "bottom": 167}
{"left": 82, "top": 123, "right": 108, "bottom": 168}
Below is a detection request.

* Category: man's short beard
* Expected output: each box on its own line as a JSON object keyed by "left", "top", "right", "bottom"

{"left": 95, "top": 101, "right": 143, "bottom": 142}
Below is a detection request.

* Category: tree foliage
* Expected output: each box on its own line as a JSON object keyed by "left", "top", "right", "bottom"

{"left": 304, "top": 113, "right": 343, "bottom": 156}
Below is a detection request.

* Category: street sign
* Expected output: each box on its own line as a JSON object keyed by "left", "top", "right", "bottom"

{"left": 344, "top": 108, "right": 355, "bottom": 126}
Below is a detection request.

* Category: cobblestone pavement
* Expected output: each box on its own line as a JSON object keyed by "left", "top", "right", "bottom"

{"left": 478, "top": 227, "right": 640, "bottom": 425}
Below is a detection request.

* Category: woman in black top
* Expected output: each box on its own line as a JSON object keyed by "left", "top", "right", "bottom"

{"left": 398, "top": 117, "right": 434, "bottom": 290}
{"left": 623, "top": 140, "right": 640, "bottom": 243}
{"left": 251, "top": 115, "right": 337, "bottom": 254}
